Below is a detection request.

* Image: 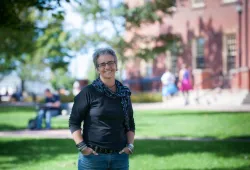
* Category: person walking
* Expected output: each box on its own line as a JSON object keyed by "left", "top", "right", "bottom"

{"left": 69, "top": 47, "right": 135, "bottom": 170}
{"left": 178, "top": 64, "right": 193, "bottom": 105}
{"left": 161, "top": 68, "right": 178, "bottom": 102}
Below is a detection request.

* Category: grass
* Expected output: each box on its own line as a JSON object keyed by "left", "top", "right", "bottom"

{"left": 0, "top": 107, "right": 35, "bottom": 130}
{"left": 135, "top": 110, "right": 250, "bottom": 139}
{"left": 1, "top": 107, "right": 250, "bottom": 139}
{"left": 0, "top": 138, "right": 250, "bottom": 170}
{"left": 0, "top": 107, "right": 67, "bottom": 130}
{"left": 1, "top": 107, "right": 250, "bottom": 169}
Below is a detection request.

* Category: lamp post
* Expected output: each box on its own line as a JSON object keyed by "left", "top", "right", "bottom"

{"left": 236, "top": 0, "right": 242, "bottom": 68}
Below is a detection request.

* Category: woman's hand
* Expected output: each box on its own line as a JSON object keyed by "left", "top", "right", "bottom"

{"left": 81, "top": 147, "right": 98, "bottom": 155}
{"left": 119, "top": 147, "right": 132, "bottom": 155}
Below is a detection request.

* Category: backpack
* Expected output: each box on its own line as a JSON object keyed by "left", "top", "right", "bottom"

{"left": 27, "top": 116, "right": 38, "bottom": 130}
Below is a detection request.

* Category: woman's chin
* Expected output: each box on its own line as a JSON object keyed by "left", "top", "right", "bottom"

{"left": 102, "top": 75, "right": 115, "bottom": 79}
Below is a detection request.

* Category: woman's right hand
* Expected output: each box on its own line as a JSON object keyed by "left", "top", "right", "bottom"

{"left": 81, "top": 147, "right": 98, "bottom": 155}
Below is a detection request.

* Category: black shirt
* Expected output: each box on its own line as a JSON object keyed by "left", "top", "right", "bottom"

{"left": 69, "top": 84, "right": 135, "bottom": 150}
{"left": 44, "top": 94, "right": 61, "bottom": 111}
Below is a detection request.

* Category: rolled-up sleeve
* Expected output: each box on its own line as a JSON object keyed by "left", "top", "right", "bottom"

{"left": 69, "top": 88, "right": 90, "bottom": 134}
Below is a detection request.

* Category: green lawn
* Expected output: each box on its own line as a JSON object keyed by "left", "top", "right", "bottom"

{"left": 1, "top": 107, "right": 250, "bottom": 139}
{"left": 0, "top": 107, "right": 67, "bottom": 130}
{"left": 0, "top": 138, "right": 250, "bottom": 170}
{"left": 1, "top": 107, "right": 250, "bottom": 170}
{"left": 135, "top": 110, "right": 250, "bottom": 139}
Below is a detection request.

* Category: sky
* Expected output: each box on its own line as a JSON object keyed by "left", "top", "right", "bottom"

{"left": 63, "top": 3, "right": 92, "bottom": 80}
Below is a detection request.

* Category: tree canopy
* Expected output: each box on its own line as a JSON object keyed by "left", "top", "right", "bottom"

{"left": 73, "top": 0, "right": 179, "bottom": 63}
{"left": 124, "top": 0, "right": 180, "bottom": 60}
{"left": 0, "top": 0, "right": 79, "bottom": 74}
{"left": 1, "top": 0, "right": 179, "bottom": 82}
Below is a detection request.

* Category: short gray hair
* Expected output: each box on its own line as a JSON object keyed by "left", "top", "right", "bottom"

{"left": 92, "top": 48, "right": 118, "bottom": 69}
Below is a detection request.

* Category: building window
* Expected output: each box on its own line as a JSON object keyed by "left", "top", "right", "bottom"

{"left": 146, "top": 65, "right": 153, "bottom": 77}
{"left": 172, "top": 58, "right": 177, "bottom": 74}
{"left": 222, "top": 0, "right": 237, "bottom": 4}
{"left": 192, "top": 0, "right": 205, "bottom": 8}
{"left": 226, "top": 34, "right": 236, "bottom": 70}
{"left": 196, "top": 37, "right": 205, "bottom": 69}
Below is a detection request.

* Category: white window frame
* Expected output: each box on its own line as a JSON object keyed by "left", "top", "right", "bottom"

{"left": 225, "top": 34, "right": 236, "bottom": 71}
{"left": 195, "top": 37, "right": 205, "bottom": 69}
{"left": 222, "top": 0, "right": 237, "bottom": 4}
{"left": 192, "top": 0, "right": 205, "bottom": 8}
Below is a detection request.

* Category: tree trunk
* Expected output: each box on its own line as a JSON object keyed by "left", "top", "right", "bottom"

{"left": 21, "top": 79, "right": 25, "bottom": 93}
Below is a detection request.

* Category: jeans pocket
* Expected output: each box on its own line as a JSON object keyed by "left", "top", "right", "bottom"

{"left": 82, "top": 153, "right": 93, "bottom": 157}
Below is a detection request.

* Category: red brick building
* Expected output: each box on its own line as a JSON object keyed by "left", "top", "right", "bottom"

{"left": 124, "top": 0, "right": 250, "bottom": 91}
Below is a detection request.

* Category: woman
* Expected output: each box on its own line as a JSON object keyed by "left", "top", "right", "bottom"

{"left": 179, "top": 64, "right": 193, "bottom": 105}
{"left": 69, "top": 48, "right": 135, "bottom": 170}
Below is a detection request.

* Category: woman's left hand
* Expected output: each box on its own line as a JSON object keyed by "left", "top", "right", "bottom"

{"left": 119, "top": 147, "right": 132, "bottom": 154}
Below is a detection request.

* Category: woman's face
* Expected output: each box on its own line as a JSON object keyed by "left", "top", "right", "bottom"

{"left": 96, "top": 54, "right": 117, "bottom": 80}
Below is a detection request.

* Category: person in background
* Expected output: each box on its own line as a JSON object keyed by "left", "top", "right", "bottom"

{"left": 11, "top": 87, "right": 23, "bottom": 102}
{"left": 161, "top": 68, "right": 178, "bottom": 102}
{"left": 178, "top": 64, "right": 193, "bottom": 105}
{"left": 36, "top": 89, "right": 61, "bottom": 129}
{"left": 69, "top": 48, "right": 135, "bottom": 170}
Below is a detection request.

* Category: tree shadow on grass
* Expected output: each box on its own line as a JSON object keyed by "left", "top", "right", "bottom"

{"left": 0, "top": 138, "right": 76, "bottom": 170}
{"left": 0, "top": 124, "right": 24, "bottom": 131}
{"left": 132, "top": 139, "right": 250, "bottom": 170}
{"left": 0, "top": 125, "right": 70, "bottom": 131}
{"left": 0, "top": 106, "right": 35, "bottom": 114}
{"left": 164, "top": 167, "right": 250, "bottom": 170}
{"left": 133, "top": 139, "right": 250, "bottom": 156}
{"left": 0, "top": 139, "right": 250, "bottom": 170}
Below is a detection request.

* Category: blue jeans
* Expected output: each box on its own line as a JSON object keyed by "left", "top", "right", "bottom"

{"left": 78, "top": 152, "right": 129, "bottom": 170}
{"left": 36, "top": 109, "right": 60, "bottom": 129}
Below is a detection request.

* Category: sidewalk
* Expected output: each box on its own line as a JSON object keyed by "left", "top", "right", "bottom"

{"left": 2, "top": 101, "right": 250, "bottom": 112}
{"left": 133, "top": 102, "right": 250, "bottom": 112}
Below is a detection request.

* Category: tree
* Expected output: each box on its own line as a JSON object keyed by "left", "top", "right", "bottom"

{"left": 72, "top": 0, "right": 132, "bottom": 80}
{"left": 73, "top": 0, "right": 179, "bottom": 64}
{"left": 0, "top": 0, "right": 80, "bottom": 92}
{"left": 0, "top": 0, "right": 79, "bottom": 75}
{"left": 124, "top": 0, "right": 180, "bottom": 60}
{"left": 15, "top": 54, "right": 48, "bottom": 92}
{"left": 50, "top": 68, "right": 75, "bottom": 90}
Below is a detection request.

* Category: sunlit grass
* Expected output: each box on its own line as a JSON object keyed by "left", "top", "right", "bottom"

{"left": 134, "top": 110, "right": 250, "bottom": 139}
{"left": 1, "top": 107, "right": 250, "bottom": 139}
{"left": 0, "top": 138, "right": 250, "bottom": 170}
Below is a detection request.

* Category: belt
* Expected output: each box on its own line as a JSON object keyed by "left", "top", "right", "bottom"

{"left": 89, "top": 145, "right": 120, "bottom": 154}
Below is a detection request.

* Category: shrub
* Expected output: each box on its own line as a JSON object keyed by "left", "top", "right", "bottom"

{"left": 131, "top": 92, "right": 162, "bottom": 103}
{"left": 22, "top": 96, "right": 44, "bottom": 103}
{"left": 59, "top": 94, "right": 75, "bottom": 103}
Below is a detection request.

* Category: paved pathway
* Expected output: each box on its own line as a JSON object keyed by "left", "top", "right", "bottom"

{"left": 133, "top": 102, "right": 250, "bottom": 112}
{"left": 2, "top": 101, "right": 250, "bottom": 112}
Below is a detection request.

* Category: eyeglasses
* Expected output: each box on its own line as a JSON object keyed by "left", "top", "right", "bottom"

{"left": 97, "top": 61, "right": 116, "bottom": 68}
